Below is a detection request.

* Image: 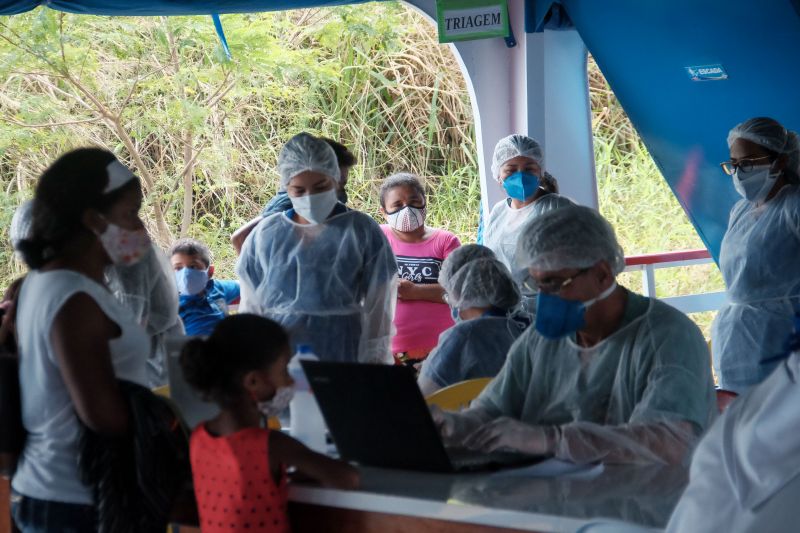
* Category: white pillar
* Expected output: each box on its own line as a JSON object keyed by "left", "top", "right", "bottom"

{"left": 526, "top": 28, "right": 597, "bottom": 207}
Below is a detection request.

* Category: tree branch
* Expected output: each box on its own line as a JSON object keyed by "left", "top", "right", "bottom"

{"left": 0, "top": 116, "right": 102, "bottom": 128}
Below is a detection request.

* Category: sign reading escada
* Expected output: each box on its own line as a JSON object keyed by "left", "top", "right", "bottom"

{"left": 685, "top": 64, "right": 728, "bottom": 82}
{"left": 437, "top": 0, "right": 509, "bottom": 43}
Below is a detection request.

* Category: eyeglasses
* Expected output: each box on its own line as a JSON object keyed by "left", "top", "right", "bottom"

{"left": 719, "top": 156, "right": 772, "bottom": 176}
{"left": 523, "top": 268, "right": 591, "bottom": 295}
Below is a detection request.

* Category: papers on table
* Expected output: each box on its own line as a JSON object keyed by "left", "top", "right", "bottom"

{"left": 490, "top": 458, "right": 604, "bottom": 480}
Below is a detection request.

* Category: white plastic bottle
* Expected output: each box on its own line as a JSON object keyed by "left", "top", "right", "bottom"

{"left": 288, "top": 345, "right": 327, "bottom": 453}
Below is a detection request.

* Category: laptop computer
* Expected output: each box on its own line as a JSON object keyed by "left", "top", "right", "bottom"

{"left": 300, "top": 360, "right": 540, "bottom": 473}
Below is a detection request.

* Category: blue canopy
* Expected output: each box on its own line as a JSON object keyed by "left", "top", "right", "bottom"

{"left": 0, "top": 0, "right": 369, "bottom": 16}
{"left": 546, "top": 0, "right": 800, "bottom": 258}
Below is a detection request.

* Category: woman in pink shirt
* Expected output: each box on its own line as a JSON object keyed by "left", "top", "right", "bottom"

{"left": 379, "top": 173, "right": 461, "bottom": 366}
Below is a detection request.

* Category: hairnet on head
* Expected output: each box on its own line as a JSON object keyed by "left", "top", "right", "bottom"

{"left": 9, "top": 200, "right": 33, "bottom": 251}
{"left": 491, "top": 134, "right": 543, "bottom": 179}
{"left": 727, "top": 117, "right": 800, "bottom": 180}
{"left": 439, "top": 244, "right": 496, "bottom": 289}
{"left": 530, "top": 193, "right": 576, "bottom": 219}
{"left": 516, "top": 204, "right": 625, "bottom": 275}
{"left": 278, "top": 133, "right": 341, "bottom": 189}
{"left": 443, "top": 257, "right": 520, "bottom": 311}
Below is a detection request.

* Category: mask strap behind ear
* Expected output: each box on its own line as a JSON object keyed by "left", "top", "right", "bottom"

{"left": 583, "top": 281, "right": 618, "bottom": 309}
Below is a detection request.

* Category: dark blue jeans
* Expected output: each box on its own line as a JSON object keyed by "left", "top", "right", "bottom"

{"left": 11, "top": 491, "right": 96, "bottom": 533}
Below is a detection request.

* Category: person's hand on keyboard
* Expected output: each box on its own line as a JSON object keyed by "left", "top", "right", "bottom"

{"left": 463, "top": 417, "right": 555, "bottom": 455}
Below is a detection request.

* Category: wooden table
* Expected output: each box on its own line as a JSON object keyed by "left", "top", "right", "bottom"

{"left": 0, "top": 477, "right": 12, "bottom": 533}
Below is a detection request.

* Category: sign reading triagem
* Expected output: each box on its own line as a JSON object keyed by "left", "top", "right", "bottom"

{"left": 437, "top": 0, "right": 509, "bottom": 43}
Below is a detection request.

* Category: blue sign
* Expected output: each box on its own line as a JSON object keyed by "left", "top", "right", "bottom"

{"left": 685, "top": 64, "right": 728, "bottom": 82}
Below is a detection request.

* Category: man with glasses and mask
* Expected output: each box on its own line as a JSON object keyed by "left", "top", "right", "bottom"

{"left": 431, "top": 205, "right": 716, "bottom": 465}
{"left": 713, "top": 117, "right": 800, "bottom": 394}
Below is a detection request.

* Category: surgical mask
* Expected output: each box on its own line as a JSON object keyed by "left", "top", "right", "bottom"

{"left": 97, "top": 219, "right": 150, "bottom": 266}
{"left": 175, "top": 267, "right": 209, "bottom": 296}
{"left": 503, "top": 171, "right": 540, "bottom": 202}
{"left": 291, "top": 188, "right": 338, "bottom": 224}
{"left": 257, "top": 386, "right": 295, "bottom": 418}
{"left": 733, "top": 164, "right": 779, "bottom": 203}
{"left": 386, "top": 205, "right": 426, "bottom": 232}
{"left": 535, "top": 282, "right": 617, "bottom": 339}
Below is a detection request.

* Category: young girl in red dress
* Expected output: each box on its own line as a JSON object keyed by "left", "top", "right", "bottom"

{"left": 180, "top": 314, "right": 359, "bottom": 532}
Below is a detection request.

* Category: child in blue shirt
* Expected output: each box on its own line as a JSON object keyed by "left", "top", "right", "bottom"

{"left": 169, "top": 238, "right": 240, "bottom": 337}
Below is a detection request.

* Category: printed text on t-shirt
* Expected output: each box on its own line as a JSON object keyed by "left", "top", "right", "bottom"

{"left": 396, "top": 255, "right": 442, "bottom": 284}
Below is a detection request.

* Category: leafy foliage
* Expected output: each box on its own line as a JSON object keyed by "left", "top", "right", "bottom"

{"left": 0, "top": 6, "right": 720, "bottom": 334}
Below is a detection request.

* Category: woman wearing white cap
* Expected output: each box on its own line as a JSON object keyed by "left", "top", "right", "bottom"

{"left": 237, "top": 133, "right": 397, "bottom": 363}
{"left": 712, "top": 117, "right": 800, "bottom": 393}
{"left": 12, "top": 148, "right": 152, "bottom": 531}
{"left": 482, "top": 134, "right": 574, "bottom": 274}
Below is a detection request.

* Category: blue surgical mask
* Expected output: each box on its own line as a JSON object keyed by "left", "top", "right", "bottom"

{"left": 535, "top": 282, "right": 617, "bottom": 339}
{"left": 503, "top": 171, "right": 540, "bottom": 202}
{"left": 175, "top": 267, "right": 209, "bottom": 296}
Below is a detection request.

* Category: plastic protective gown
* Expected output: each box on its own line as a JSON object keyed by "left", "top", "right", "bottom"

{"left": 237, "top": 209, "right": 397, "bottom": 364}
{"left": 419, "top": 314, "right": 529, "bottom": 389}
{"left": 712, "top": 185, "right": 800, "bottom": 392}
{"left": 106, "top": 243, "right": 183, "bottom": 387}
{"left": 484, "top": 193, "right": 575, "bottom": 274}
{"left": 443, "top": 291, "right": 716, "bottom": 465}
{"left": 667, "top": 351, "right": 800, "bottom": 533}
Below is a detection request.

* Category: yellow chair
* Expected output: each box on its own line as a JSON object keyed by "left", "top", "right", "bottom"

{"left": 425, "top": 377, "right": 493, "bottom": 411}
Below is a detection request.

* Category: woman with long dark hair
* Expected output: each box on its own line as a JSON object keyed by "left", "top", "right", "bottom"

{"left": 12, "top": 148, "right": 152, "bottom": 532}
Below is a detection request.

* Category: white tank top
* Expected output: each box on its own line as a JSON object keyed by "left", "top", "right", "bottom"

{"left": 12, "top": 270, "right": 148, "bottom": 504}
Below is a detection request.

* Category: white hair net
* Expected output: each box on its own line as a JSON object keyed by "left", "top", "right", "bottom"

{"left": 9, "top": 200, "right": 33, "bottom": 250}
{"left": 442, "top": 258, "right": 520, "bottom": 311}
{"left": 530, "top": 193, "right": 576, "bottom": 218}
{"left": 491, "top": 134, "right": 543, "bottom": 179}
{"left": 727, "top": 117, "right": 800, "bottom": 180}
{"left": 438, "top": 244, "right": 496, "bottom": 289}
{"left": 278, "top": 132, "right": 341, "bottom": 189}
{"left": 516, "top": 204, "right": 625, "bottom": 275}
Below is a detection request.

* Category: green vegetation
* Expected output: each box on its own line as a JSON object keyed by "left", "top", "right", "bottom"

{"left": 0, "top": 4, "right": 722, "bottom": 333}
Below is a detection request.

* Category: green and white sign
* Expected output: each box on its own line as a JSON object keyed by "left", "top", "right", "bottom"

{"left": 436, "top": 0, "right": 509, "bottom": 43}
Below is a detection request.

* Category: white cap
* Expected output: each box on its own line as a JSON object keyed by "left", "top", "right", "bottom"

{"left": 103, "top": 159, "right": 136, "bottom": 194}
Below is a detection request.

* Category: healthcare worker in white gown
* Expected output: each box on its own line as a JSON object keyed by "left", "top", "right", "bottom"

{"left": 712, "top": 117, "right": 800, "bottom": 393}
{"left": 667, "top": 326, "right": 800, "bottom": 533}
{"left": 482, "top": 134, "right": 574, "bottom": 275}
{"left": 432, "top": 205, "right": 716, "bottom": 465}
{"left": 237, "top": 133, "right": 397, "bottom": 363}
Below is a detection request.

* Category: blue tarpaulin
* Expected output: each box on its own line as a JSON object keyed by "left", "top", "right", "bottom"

{"left": 547, "top": 0, "right": 800, "bottom": 259}
{"left": 0, "top": 0, "right": 371, "bottom": 16}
